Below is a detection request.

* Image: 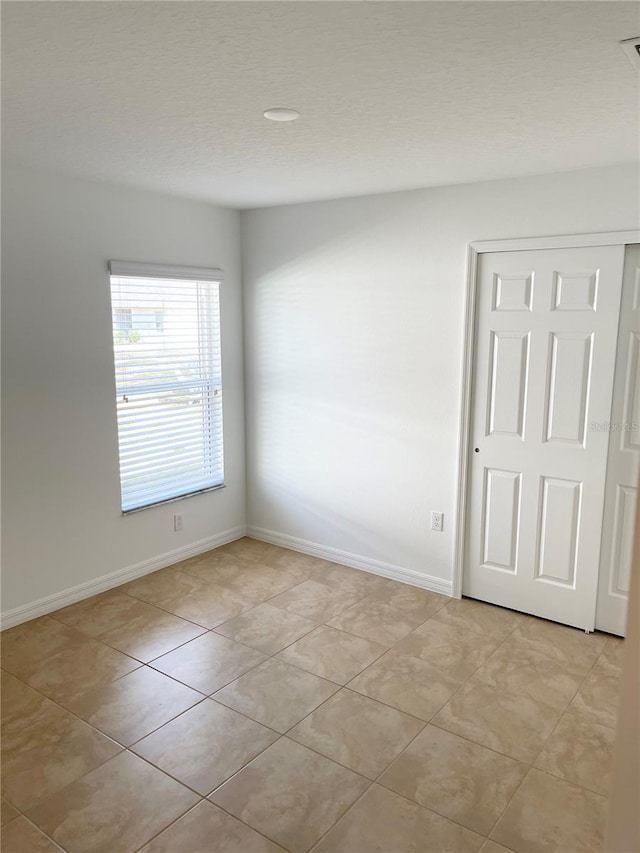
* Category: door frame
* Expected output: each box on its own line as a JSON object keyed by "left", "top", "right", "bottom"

{"left": 452, "top": 229, "right": 640, "bottom": 600}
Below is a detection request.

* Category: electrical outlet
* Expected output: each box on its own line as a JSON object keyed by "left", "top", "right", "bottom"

{"left": 431, "top": 511, "right": 443, "bottom": 532}
{"left": 173, "top": 514, "right": 183, "bottom": 532}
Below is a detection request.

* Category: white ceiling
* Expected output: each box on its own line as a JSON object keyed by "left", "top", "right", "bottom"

{"left": 3, "top": 1, "right": 639, "bottom": 208}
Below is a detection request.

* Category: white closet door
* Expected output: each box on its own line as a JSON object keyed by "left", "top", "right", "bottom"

{"left": 464, "top": 245, "right": 625, "bottom": 631}
{"left": 596, "top": 244, "right": 640, "bottom": 636}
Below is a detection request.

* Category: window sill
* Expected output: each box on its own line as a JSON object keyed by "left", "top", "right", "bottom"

{"left": 121, "top": 483, "right": 226, "bottom": 515}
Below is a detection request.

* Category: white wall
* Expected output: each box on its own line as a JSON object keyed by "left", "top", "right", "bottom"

{"left": 3, "top": 163, "right": 638, "bottom": 619}
{"left": 242, "top": 164, "right": 640, "bottom": 591}
{"left": 1, "top": 167, "right": 245, "bottom": 617}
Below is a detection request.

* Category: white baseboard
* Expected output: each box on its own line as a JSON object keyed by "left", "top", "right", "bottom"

{"left": 0, "top": 525, "right": 247, "bottom": 630}
{"left": 247, "top": 525, "right": 453, "bottom": 597}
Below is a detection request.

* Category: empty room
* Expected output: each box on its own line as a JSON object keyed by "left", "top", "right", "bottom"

{"left": 1, "top": 2, "right": 639, "bottom": 852}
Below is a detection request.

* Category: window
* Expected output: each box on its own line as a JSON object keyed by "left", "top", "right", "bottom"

{"left": 114, "top": 308, "right": 133, "bottom": 332}
{"left": 109, "top": 261, "right": 224, "bottom": 512}
{"left": 128, "top": 309, "right": 164, "bottom": 331}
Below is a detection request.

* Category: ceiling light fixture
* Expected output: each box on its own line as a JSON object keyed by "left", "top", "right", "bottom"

{"left": 263, "top": 107, "right": 300, "bottom": 122}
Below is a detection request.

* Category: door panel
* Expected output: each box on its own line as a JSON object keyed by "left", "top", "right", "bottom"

{"left": 487, "top": 331, "right": 530, "bottom": 437}
{"left": 622, "top": 333, "right": 640, "bottom": 451}
{"left": 596, "top": 244, "right": 640, "bottom": 635}
{"left": 482, "top": 468, "right": 521, "bottom": 571}
{"left": 493, "top": 273, "right": 534, "bottom": 312}
{"left": 544, "top": 332, "right": 592, "bottom": 445}
{"left": 464, "top": 245, "right": 625, "bottom": 630}
{"left": 552, "top": 270, "right": 598, "bottom": 311}
{"left": 535, "top": 476, "right": 581, "bottom": 587}
{"left": 610, "top": 485, "right": 636, "bottom": 594}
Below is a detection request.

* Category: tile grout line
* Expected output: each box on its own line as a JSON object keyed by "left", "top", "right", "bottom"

{"left": 1, "top": 665, "right": 129, "bottom": 751}
{"left": 366, "top": 620, "right": 531, "bottom": 842}
{"left": 4, "top": 634, "right": 610, "bottom": 853}
{"left": 3, "top": 659, "right": 218, "bottom": 737}
{"left": 356, "top": 607, "right": 610, "bottom": 840}
{"left": 483, "top": 764, "right": 534, "bottom": 844}
{"left": 195, "top": 577, "right": 455, "bottom": 848}
{"left": 202, "top": 791, "right": 299, "bottom": 853}
{"left": 2, "top": 541, "right": 621, "bottom": 852}
{"left": 7, "top": 812, "right": 67, "bottom": 851}
{"left": 130, "top": 799, "right": 206, "bottom": 853}
{"left": 2, "top": 574, "right": 377, "bottom": 847}
{"left": 272, "top": 632, "right": 390, "bottom": 687}
{"left": 369, "top": 613, "right": 590, "bottom": 846}
{"left": 527, "top": 639, "right": 609, "bottom": 770}
{"left": 517, "top": 645, "right": 619, "bottom": 800}
{"left": 480, "top": 631, "right": 616, "bottom": 843}
{"left": 3, "top": 662, "right": 220, "bottom": 822}
{"left": 3, "top": 568, "right": 395, "bottom": 850}
{"left": 124, "top": 582, "right": 609, "bottom": 845}
{"left": 195, "top": 547, "right": 390, "bottom": 853}
{"left": 4, "top": 645, "right": 294, "bottom": 844}
{"left": 47, "top": 591, "right": 213, "bottom": 633}
{"left": 306, "top": 651, "right": 502, "bottom": 852}
{"left": 288, "top": 601, "right": 526, "bottom": 848}
{"left": 116, "top": 558, "right": 377, "bottom": 643}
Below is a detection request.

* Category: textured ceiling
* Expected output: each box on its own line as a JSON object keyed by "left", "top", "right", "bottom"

{"left": 2, "top": 1, "right": 639, "bottom": 208}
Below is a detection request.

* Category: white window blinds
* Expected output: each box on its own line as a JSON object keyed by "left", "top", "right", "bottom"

{"left": 109, "top": 261, "right": 224, "bottom": 512}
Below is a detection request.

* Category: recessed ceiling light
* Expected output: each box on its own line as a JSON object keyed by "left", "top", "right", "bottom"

{"left": 263, "top": 108, "right": 300, "bottom": 122}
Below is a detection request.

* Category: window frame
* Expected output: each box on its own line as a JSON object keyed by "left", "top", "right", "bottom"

{"left": 108, "top": 260, "right": 225, "bottom": 514}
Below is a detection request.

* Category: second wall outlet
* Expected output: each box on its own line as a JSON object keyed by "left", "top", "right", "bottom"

{"left": 174, "top": 514, "right": 183, "bottom": 532}
{"left": 431, "top": 511, "right": 443, "bottom": 532}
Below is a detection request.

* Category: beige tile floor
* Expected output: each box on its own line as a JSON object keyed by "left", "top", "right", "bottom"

{"left": 0, "top": 538, "right": 623, "bottom": 853}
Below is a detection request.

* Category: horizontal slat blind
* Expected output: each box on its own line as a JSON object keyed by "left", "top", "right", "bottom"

{"left": 109, "top": 265, "right": 224, "bottom": 512}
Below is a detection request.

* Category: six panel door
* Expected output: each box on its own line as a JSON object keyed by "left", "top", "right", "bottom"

{"left": 464, "top": 245, "right": 625, "bottom": 631}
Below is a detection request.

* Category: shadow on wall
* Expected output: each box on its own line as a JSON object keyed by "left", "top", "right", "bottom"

{"left": 243, "top": 196, "right": 461, "bottom": 581}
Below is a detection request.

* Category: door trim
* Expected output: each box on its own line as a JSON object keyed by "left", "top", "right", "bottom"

{"left": 452, "top": 230, "right": 640, "bottom": 600}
